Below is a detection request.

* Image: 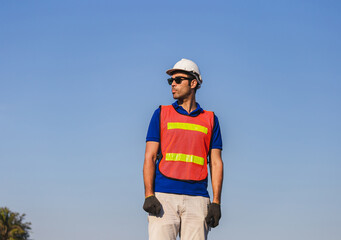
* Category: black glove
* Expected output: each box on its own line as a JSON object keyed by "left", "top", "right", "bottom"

{"left": 143, "top": 195, "right": 162, "bottom": 215}
{"left": 205, "top": 203, "right": 221, "bottom": 228}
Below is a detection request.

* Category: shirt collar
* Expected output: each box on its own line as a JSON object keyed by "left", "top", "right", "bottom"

{"left": 172, "top": 101, "right": 203, "bottom": 116}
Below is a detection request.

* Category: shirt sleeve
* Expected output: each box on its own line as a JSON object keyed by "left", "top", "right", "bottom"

{"left": 146, "top": 107, "right": 161, "bottom": 142}
{"left": 211, "top": 114, "right": 223, "bottom": 150}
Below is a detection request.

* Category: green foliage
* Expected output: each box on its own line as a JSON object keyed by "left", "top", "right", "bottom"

{"left": 0, "top": 207, "right": 31, "bottom": 240}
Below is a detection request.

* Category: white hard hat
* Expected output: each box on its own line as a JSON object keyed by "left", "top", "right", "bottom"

{"left": 166, "top": 58, "right": 203, "bottom": 88}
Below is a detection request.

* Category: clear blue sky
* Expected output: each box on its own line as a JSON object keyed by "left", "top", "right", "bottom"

{"left": 1, "top": 1, "right": 340, "bottom": 239}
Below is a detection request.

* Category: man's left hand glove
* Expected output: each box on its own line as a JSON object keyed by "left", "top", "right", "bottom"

{"left": 143, "top": 195, "right": 162, "bottom": 215}
{"left": 205, "top": 203, "right": 221, "bottom": 228}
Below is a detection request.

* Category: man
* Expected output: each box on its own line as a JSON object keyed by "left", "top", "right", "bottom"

{"left": 143, "top": 58, "right": 223, "bottom": 240}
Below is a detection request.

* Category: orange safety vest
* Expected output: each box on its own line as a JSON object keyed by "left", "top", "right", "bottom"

{"left": 159, "top": 105, "right": 214, "bottom": 181}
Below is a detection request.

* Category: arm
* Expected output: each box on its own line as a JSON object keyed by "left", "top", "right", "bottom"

{"left": 209, "top": 148, "right": 224, "bottom": 204}
{"left": 143, "top": 141, "right": 160, "bottom": 198}
{"left": 205, "top": 148, "right": 223, "bottom": 227}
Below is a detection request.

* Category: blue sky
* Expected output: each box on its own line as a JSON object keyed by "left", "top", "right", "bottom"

{"left": 1, "top": 1, "right": 340, "bottom": 239}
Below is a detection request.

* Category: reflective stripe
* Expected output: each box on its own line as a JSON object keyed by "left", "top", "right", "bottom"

{"left": 167, "top": 122, "right": 208, "bottom": 134}
{"left": 165, "top": 153, "right": 204, "bottom": 166}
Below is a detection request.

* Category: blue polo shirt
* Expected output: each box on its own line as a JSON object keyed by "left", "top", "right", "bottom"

{"left": 146, "top": 101, "right": 223, "bottom": 198}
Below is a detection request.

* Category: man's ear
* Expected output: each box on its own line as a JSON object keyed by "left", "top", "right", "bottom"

{"left": 191, "top": 79, "right": 198, "bottom": 89}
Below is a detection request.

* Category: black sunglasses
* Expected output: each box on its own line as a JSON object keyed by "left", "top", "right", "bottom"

{"left": 167, "top": 77, "right": 194, "bottom": 85}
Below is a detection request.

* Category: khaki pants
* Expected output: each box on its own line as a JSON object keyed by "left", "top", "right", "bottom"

{"left": 148, "top": 192, "right": 210, "bottom": 240}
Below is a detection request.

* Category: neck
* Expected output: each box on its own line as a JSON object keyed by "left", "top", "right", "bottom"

{"left": 177, "top": 95, "right": 197, "bottom": 114}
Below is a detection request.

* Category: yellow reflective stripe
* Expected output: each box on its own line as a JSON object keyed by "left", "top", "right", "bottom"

{"left": 167, "top": 122, "right": 208, "bottom": 134}
{"left": 165, "top": 153, "right": 204, "bottom": 166}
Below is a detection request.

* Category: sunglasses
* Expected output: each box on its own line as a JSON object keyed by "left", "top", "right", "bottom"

{"left": 167, "top": 77, "right": 194, "bottom": 85}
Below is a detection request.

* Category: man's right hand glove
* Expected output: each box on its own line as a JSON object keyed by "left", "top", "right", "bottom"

{"left": 143, "top": 195, "right": 162, "bottom": 215}
{"left": 205, "top": 203, "right": 221, "bottom": 228}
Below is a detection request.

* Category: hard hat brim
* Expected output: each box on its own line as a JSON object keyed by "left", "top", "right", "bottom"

{"left": 166, "top": 68, "right": 200, "bottom": 80}
{"left": 166, "top": 68, "right": 193, "bottom": 76}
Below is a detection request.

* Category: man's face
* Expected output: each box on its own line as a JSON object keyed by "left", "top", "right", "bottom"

{"left": 170, "top": 72, "right": 197, "bottom": 100}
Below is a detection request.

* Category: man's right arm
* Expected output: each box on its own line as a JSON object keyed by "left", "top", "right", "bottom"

{"left": 142, "top": 108, "right": 162, "bottom": 215}
{"left": 143, "top": 141, "right": 159, "bottom": 197}
{"left": 142, "top": 141, "right": 162, "bottom": 215}
{"left": 144, "top": 107, "right": 161, "bottom": 197}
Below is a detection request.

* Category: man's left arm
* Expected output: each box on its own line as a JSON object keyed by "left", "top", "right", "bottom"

{"left": 206, "top": 148, "right": 223, "bottom": 228}
{"left": 209, "top": 114, "right": 223, "bottom": 204}
{"left": 209, "top": 148, "right": 223, "bottom": 204}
